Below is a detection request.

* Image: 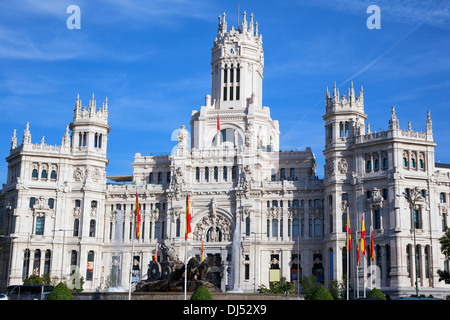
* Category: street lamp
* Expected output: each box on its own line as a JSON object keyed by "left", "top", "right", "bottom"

{"left": 397, "top": 187, "right": 428, "bottom": 297}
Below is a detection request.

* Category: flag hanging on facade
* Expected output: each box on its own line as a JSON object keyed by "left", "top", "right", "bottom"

{"left": 370, "top": 227, "right": 375, "bottom": 261}
{"left": 135, "top": 191, "right": 141, "bottom": 240}
{"left": 201, "top": 239, "right": 204, "bottom": 262}
{"left": 185, "top": 194, "right": 191, "bottom": 241}
{"left": 217, "top": 114, "right": 220, "bottom": 134}
{"left": 154, "top": 243, "right": 159, "bottom": 261}
{"left": 346, "top": 209, "right": 352, "bottom": 251}
{"left": 357, "top": 238, "right": 360, "bottom": 265}
{"left": 361, "top": 216, "right": 366, "bottom": 255}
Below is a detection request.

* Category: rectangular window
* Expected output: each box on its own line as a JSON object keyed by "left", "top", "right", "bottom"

{"left": 73, "top": 219, "right": 80, "bottom": 237}
{"left": 36, "top": 216, "right": 45, "bottom": 235}
{"left": 223, "top": 87, "right": 227, "bottom": 101}
{"left": 230, "top": 87, "right": 233, "bottom": 101}
{"left": 89, "top": 220, "right": 96, "bottom": 237}
{"left": 86, "top": 251, "right": 94, "bottom": 281}
{"left": 383, "top": 158, "right": 388, "bottom": 169}
{"left": 366, "top": 160, "right": 372, "bottom": 172}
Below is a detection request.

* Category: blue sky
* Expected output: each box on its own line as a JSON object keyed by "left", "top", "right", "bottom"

{"left": 0, "top": 0, "right": 449, "bottom": 181}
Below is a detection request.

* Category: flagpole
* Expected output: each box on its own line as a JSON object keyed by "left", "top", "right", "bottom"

{"left": 346, "top": 207, "right": 349, "bottom": 301}
{"left": 128, "top": 217, "right": 135, "bottom": 300}
{"left": 184, "top": 239, "right": 188, "bottom": 300}
{"left": 356, "top": 213, "right": 359, "bottom": 300}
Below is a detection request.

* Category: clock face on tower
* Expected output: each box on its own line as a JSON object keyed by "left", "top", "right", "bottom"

{"left": 227, "top": 45, "right": 237, "bottom": 55}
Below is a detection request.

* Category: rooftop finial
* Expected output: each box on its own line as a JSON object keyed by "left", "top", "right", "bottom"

{"left": 249, "top": 13, "right": 254, "bottom": 34}
{"left": 222, "top": 12, "right": 227, "bottom": 32}
{"left": 242, "top": 10, "right": 247, "bottom": 32}
{"left": 389, "top": 106, "right": 399, "bottom": 130}
{"left": 426, "top": 110, "right": 432, "bottom": 133}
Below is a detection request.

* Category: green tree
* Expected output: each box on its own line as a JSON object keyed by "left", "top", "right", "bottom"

{"left": 257, "top": 277, "right": 295, "bottom": 294}
{"left": 47, "top": 282, "right": 73, "bottom": 300}
{"left": 367, "top": 288, "right": 386, "bottom": 300}
{"left": 190, "top": 285, "right": 213, "bottom": 300}
{"left": 329, "top": 279, "right": 340, "bottom": 300}
{"left": 437, "top": 227, "right": 450, "bottom": 284}
{"left": 300, "top": 275, "right": 319, "bottom": 300}
{"left": 310, "top": 285, "right": 334, "bottom": 300}
{"left": 23, "top": 274, "right": 45, "bottom": 285}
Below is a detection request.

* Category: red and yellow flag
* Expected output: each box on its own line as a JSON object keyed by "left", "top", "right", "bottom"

{"left": 154, "top": 243, "right": 159, "bottom": 261}
{"left": 357, "top": 238, "right": 360, "bottom": 265}
{"left": 346, "top": 210, "right": 352, "bottom": 251}
{"left": 361, "top": 216, "right": 366, "bottom": 255}
{"left": 185, "top": 194, "right": 191, "bottom": 241}
{"left": 217, "top": 114, "right": 221, "bottom": 135}
{"left": 370, "top": 227, "right": 375, "bottom": 261}
{"left": 135, "top": 191, "right": 141, "bottom": 239}
{"left": 201, "top": 239, "right": 204, "bottom": 262}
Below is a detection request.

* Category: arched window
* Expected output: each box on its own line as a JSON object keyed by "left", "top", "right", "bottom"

{"left": 50, "top": 170, "right": 57, "bottom": 180}
{"left": 411, "top": 158, "right": 416, "bottom": 168}
{"left": 205, "top": 167, "right": 209, "bottom": 181}
{"left": 223, "top": 166, "right": 228, "bottom": 180}
{"left": 339, "top": 122, "right": 344, "bottom": 137}
{"left": 403, "top": 158, "right": 408, "bottom": 167}
{"left": 32, "top": 168, "right": 38, "bottom": 179}
{"left": 41, "top": 169, "right": 47, "bottom": 179}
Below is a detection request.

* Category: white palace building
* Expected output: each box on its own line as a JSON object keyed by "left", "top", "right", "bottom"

{"left": 1, "top": 12, "right": 449, "bottom": 298}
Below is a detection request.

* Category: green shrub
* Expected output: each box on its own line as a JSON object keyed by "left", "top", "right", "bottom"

{"left": 190, "top": 285, "right": 213, "bottom": 300}
{"left": 310, "top": 285, "right": 334, "bottom": 300}
{"left": 367, "top": 288, "right": 386, "bottom": 300}
{"left": 300, "top": 275, "right": 319, "bottom": 300}
{"left": 47, "top": 282, "right": 73, "bottom": 300}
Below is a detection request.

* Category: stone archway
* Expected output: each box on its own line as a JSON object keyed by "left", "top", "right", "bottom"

{"left": 191, "top": 200, "right": 233, "bottom": 242}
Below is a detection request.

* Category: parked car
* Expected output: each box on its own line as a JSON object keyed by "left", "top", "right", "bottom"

{"left": 0, "top": 293, "right": 9, "bottom": 300}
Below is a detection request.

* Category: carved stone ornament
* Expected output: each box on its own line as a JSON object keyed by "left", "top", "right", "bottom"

{"left": 338, "top": 158, "right": 348, "bottom": 174}
{"left": 74, "top": 167, "right": 85, "bottom": 181}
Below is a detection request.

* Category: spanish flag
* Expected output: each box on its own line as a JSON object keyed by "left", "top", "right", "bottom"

{"left": 217, "top": 114, "right": 221, "bottom": 135}
{"left": 370, "top": 227, "right": 375, "bottom": 261}
{"left": 201, "top": 239, "right": 204, "bottom": 262}
{"left": 346, "top": 210, "right": 352, "bottom": 251}
{"left": 361, "top": 216, "right": 366, "bottom": 255}
{"left": 154, "top": 243, "right": 159, "bottom": 261}
{"left": 357, "top": 238, "right": 360, "bottom": 266}
{"left": 135, "top": 191, "right": 141, "bottom": 240}
{"left": 185, "top": 194, "right": 191, "bottom": 241}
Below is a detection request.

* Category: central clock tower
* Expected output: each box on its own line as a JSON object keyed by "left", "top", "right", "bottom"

{"left": 211, "top": 11, "right": 264, "bottom": 110}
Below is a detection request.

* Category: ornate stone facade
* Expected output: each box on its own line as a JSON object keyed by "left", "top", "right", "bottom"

{"left": 0, "top": 12, "right": 449, "bottom": 298}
